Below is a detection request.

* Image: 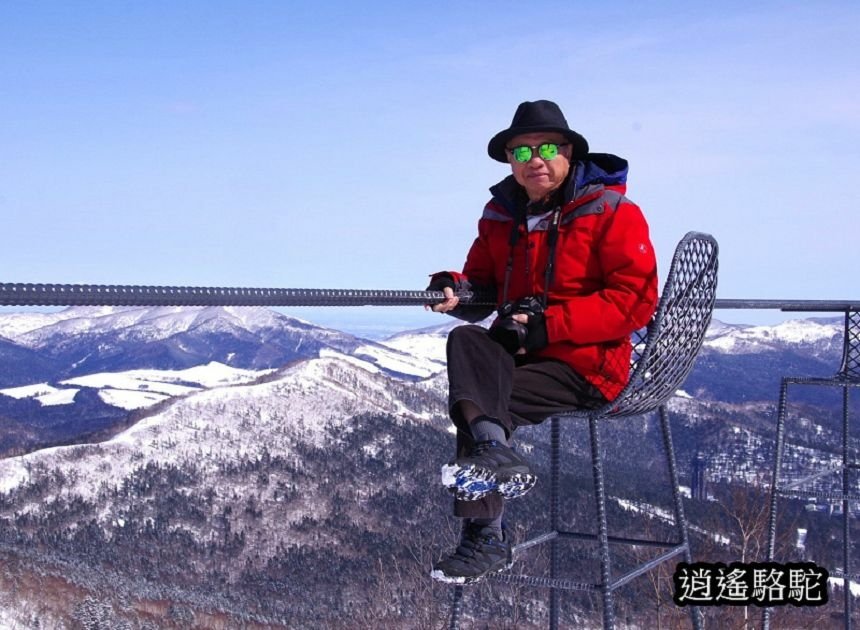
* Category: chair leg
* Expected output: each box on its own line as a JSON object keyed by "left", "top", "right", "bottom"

{"left": 658, "top": 405, "right": 702, "bottom": 630}
{"left": 589, "top": 416, "right": 615, "bottom": 629}
{"left": 762, "top": 378, "right": 790, "bottom": 630}
{"left": 550, "top": 416, "right": 561, "bottom": 629}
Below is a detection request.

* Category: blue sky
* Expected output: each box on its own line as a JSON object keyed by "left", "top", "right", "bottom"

{"left": 1, "top": 1, "right": 857, "bottom": 334}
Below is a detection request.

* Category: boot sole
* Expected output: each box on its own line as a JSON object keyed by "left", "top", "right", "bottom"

{"left": 430, "top": 559, "right": 514, "bottom": 584}
{"left": 441, "top": 463, "right": 536, "bottom": 501}
{"left": 497, "top": 472, "right": 538, "bottom": 499}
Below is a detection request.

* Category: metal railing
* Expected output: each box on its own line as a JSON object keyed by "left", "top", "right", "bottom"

{"left": 1, "top": 280, "right": 858, "bottom": 312}
{"left": 714, "top": 299, "right": 860, "bottom": 312}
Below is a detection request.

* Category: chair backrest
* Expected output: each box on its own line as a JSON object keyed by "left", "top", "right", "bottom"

{"left": 838, "top": 311, "right": 860, "bottom": 381}
{"left": 573, "top": 231, "right": 719, "bottom": 419}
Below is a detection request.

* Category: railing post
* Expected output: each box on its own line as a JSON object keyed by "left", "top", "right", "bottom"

{"left": 843, "top": 384, "right": 852, "bottom": 630}
{"left": 659, "top": 405, "right": 702, "bottom": 630}
{"left": 550, "top": 416, "right": 561, "bottom": 629}
{"left": 762, "top": 379, "right": 790, "bottom": 630}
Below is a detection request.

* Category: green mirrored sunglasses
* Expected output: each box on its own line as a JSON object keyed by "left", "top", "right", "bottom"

{"left": 506, "top": 142, "right": 570, "bottom": 163}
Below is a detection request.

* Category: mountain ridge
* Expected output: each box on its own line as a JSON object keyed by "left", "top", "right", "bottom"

{"left": 0, "top": 306, "right": 854, "bottom": 627}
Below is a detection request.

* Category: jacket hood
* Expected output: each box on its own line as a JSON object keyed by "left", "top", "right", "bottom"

{"left": 489, "top": 153, "right": 629, "bottom": 216}
{"left": 574, "top": 153, "right": 628, "bottom": 190}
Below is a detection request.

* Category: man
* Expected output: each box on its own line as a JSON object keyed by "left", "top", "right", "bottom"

{"left": 426, "top": 100, "right": 658, "bottom": 584}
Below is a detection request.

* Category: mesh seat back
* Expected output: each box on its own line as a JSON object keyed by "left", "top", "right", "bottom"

{"left": 838, "top": 311, "right": 860, "bottom": 380}
{"left": 570, "top": 231, "right": 719, "bottom": 419}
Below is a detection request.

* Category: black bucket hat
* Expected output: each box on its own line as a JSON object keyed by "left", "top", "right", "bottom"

{"left": 488, "top": 100, "right": 589, "bottom": 163}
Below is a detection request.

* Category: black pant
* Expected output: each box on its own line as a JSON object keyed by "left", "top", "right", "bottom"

{"left": 446, "top": 325, "right": 606, "bottom": 519}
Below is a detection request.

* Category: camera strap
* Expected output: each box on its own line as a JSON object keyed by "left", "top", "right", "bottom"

{"left": 541, "top": 208, "right": 562, "bottom": 310}
{"left": 500, "top": 213, "right": 525, "bottom": 305}
{"left": 500, "top": 206, "right": 562, "bottom": 311}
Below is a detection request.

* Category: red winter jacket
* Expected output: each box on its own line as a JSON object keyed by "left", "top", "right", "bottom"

{"left": 433, "top": 154, "right": 658, "bottom": 401}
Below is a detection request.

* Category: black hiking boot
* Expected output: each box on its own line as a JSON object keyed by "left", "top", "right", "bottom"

{"left": 430, "top": 522, "right": 512, "bottom": 584}
{"left": 441, "top": 440, "right": 537, "bottom": 501}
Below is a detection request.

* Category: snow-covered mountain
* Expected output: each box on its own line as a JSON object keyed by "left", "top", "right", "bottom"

{"left": 0, "top": 305, "right": 304, "bottom": 345}
{"left": 0, "top": 345, "right": 454, "bottom": 627}
{"left": 0, "top": 361, "right": 275, "bottom": 410}
{"left": 0, "top": 351, "right": 446, "bottom": 497}
{"left": 0, "top": 307, "right": 853, "bottom": 627}
{"left": 0, "top": 306, "right": 848, "bottom": 496}
{"left": 383, "top": 315, "right": 845, "bottom": 366}
{"left": 685, "top": 317, "right": 844, "bottom": 403}
{"left": 378, "top": 318, "right": 472, "bottom": 364}
{"left": 0, "top": 307, "right": 847, "bottom": 456}
{"left": 703, "top": 317, "right": 842, "bottom": 356}
{"left": 0, "top": 306, "right": 449, "bottom": 455}
{"left": 0, "top": 305, "right": 375, "bottom": 382}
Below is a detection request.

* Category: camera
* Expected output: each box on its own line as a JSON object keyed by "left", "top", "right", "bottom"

{"left": 489, "top": 296, "right": 544, "bottom": 354}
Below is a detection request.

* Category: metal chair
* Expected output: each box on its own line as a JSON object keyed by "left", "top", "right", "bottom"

{"left": 447, "top": 231, "right": 719, "bottom": 629}
{"left": 763, "top": 310, "right": 860, "bottom": 629}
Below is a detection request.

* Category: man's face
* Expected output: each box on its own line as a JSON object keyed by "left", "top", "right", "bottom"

{"left": 506, "top": 132, "right": 573, "bottom": 202}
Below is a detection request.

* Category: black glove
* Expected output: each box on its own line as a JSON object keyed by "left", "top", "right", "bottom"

{"left": 488, "top": 296, "right": 548, "bottom": 355}
{"left": 426, "top": 273, "right": 456, "bottom": 292}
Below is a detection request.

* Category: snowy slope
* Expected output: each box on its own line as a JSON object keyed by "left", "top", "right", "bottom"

{"left": 385, "top": 316, "right": 844, "bottom": 363}
{"left": 0, "top": 347, "right": 452, "bottom": 627}
{"left": 0, "top": 362, "right": 274, "bottom": 411}
{"left": 2, "top": 306, "right": 326, "bottom": 348}
{"left": 1, "top": 342, "right": 441, "bottom": 412}
{"left": 703, "top": 318, "right": 841, "bottom": 354}
{"left": 0, "top": 353, "right": 446, "bottom": 499}
{"left": 0, "top": 310, "right": 854, "bottom": 627}
{"left": 0, "top": 383, "right": 79, "bottom": 406}
{"left": 0, "top": 308, "right": 844, "bottom": 419}
{"left": 350, "top": 342, "right": 445, "bottom": 378}
{"left": 379, "top": 318, "right": 482, "bottom": 364}
{"left": 0, "top": 307, "right": 449, "bottom": 421}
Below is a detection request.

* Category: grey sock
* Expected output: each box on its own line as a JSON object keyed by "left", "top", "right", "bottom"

{"left": 470, "top": 416, "right": 507, "bottom": 444}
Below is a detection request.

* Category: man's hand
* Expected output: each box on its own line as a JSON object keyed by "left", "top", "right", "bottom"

{"left": 426, "top": 274, "right": 460, "bottom": 313}
{"left": 518, "top": 310, "right": 548, "bottom": 353}
{"left": 428, "top": 285, "right": 460, "bottom": 313}
{"left": 488, "top": 297, "right": 548, "bottom": 354}
{"left": 510, "top": 313, "right": 529, "bottom": 354}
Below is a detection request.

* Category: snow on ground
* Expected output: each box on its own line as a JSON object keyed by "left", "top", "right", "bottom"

{"left": 0, "top": 604, "right": 31, "bottom": 630}
{"left": 0, "top": 362, "right": 274, "bottom": 410}
{"left": 97, "top": 389, "right": 171, "bottom": 410}
{"left": 61, "top": 361, "right": 271, "bottom": 393}
{"left": 615, "top": 497, "right": 730, "bottom": 545}
{"left": 9, "top": 306, "right": 199, "bottom": 346}
{"left": 1, "top": 383, "right": 66, "bottom": 400}
{"left": 0, "top": 307, "right": 94, "bottom": 340}
{"left": 158, "top": 361, "right": 274, "bottom": 388}
{"left": 828, "top": 577, "right": 860, "bottom": 597}
{"left": 0, "top": 305, "right": 336, "bottom": 349}
{"left": 380, "top": 332, "right": 449, "bottom": 364}
{"left": 35, "top": 388, "right": 79, "bottom": 406}
{"left": 319, "top": 348, "right": 381, "bottom": 374}
{"left": 0, "top": 353, "right": 445, "bottom": 504}
{"left": 763, "top": 320, "right": 841, "bottom": 344}
{"left": 351, "top": 342, "right": 445, "bottom": 378}
{"left": 62, "top": 373, "right": 198, "bottom": 397}
{"left": 704, "top": 318, "right": 839, "bottom": 353}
